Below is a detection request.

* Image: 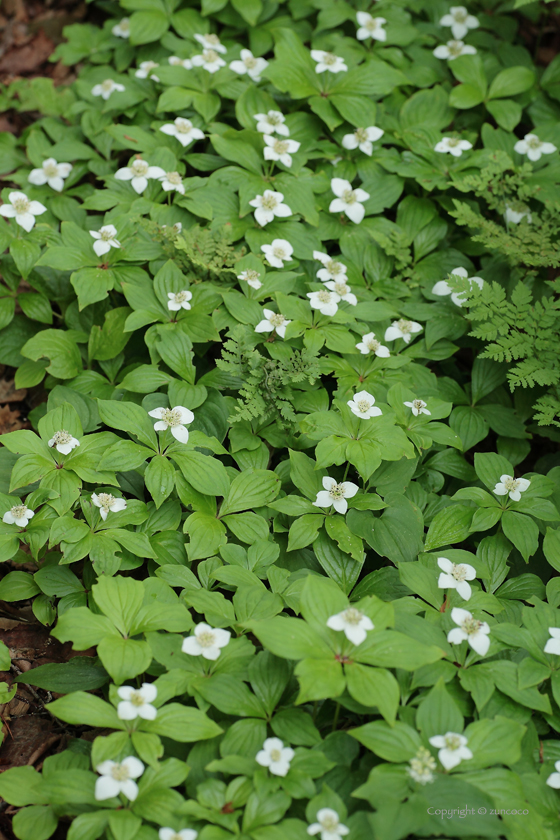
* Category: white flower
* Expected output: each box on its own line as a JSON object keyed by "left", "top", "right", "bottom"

{"left": 433, "top": 40, "right": 477, "bottom": 60}
{"left": 194, "top": 33, "right": 227, "bottom": 54}
{"left": 148, "top": 405, "right": 194, "bottom": 444}
{"left": 342, "top": 125, "right": 384, "bottom": 156}
{"left": 313, "top": 476, "right": 359, "bottom": 514}
{"left": 313, "top": 251, "right": 347, "bottom": 282}
{"left": 307, "top": 808, "right": 349, "bottom": 840}
{"left": 256, "top": 738, "right": 295, "bottom": 776}
{"left": 434, "top": 137, "right": 473, "bottom": 157}
{"left": 514, "top": 133, "right": 557, "bottom": 162}
{"left": 92, "top": 492, "right": 127, "bottom": 520}
{"left": 429, "top": 733, "right": 472, "bottom": 770}
{"left": 249, "top": 190, "right": 292, "bottom": 226}
{"left": 447, "top": 606, "right": 491, "bottom": 656}
{"left": 48, "top": 430, "right": 80, "bottom": 455}
{"left": 544, "top": 628, "right": 560, "bottom": 656}
{"left": 329, "top": 178, "right": 369, "bottom": 224}
{"left": 263, "top": 135, "right": 300, "bottom": 168}
{"left": 505, "top": 203, "right": 532, "bottom": 225}
{"left": 437, "top": 557, "right": 476, "bottom": 600}
{"left": 307, "top": 289, "right": 340, "bottom": 317}
{"left": 327, "top": 607, "right": 374, "bottom": 645}
{"left": 546, "top": 760, "right": 560, "bottom": 789}
{"left": 191, "top": 50, "right": 226, "bottom": 73}
{"left": 117, "top": 683, "right": 158, "bottom": 720}
{"left": 254, "top": 110, "right": 290, "bottom": 136}
{"left": 238, "top": 269, "right": 262, "bottom": 290}
{"left": 355, "top": 331, "right": 390, "bottom": 357}
{"left": 182, "top": 622, "right": 231, "bottom": 660}
{"left": 324, "top": 280, "right": 356, "bottom": 305}
{"left": 92, "top": 79, "right": 125, "bottom": 100}
{"left": 160, "top": 117, "right": 204, "bottom": 148}
{"left": 2, "top": 504, "right": 34, "bottom": 527}
{"left": 167, "top": 290, "right": 192, "bottom": 311}
{"left": 160, "top": 171, "right": 185, "bottom": 194}
{"left": 112, "top": 18, "right": 130, "bottom": 38}
{"left": 311, "top": 51, "right": 348, "bottom": 74}
{"left": 115, "top": 158, "right": 165, "bottom": 195}
{"left": 0, "top": 191, "right": 46, "bottom": 232}
{"left": 95, "top": 756, "right": 144, "bottom": 801}
{"left": 159, "top": 830, "right": 197, "bottom": 840}
{"left": 493, "top": 474, "right": 530, "bottom": 502}
{"left": 404, "top": 399, "right": 431, "bottom": 417}
{"left": 384, "top": 318, "right": 422, "bottom": 343}
{"left": 255, "top": 308, "right": 291, "bottom": 338}
{"left": 408, "top": 746, "right": 436, "bottom": 785}
{"left": 356, "top": 11, "right": 387, "bottom": 41}
{"left": 440, "top": 6, "right": 479, "bottom": 39}
{"left": 28, "top": 158, "right": 72, "bottom": 192}
{"left": 432, "top": 266, "right": 483, "bottom": 306}
{"left": 90, "top": 225, "right": 121, "bottom": 257}
{"left": 261, "top": 238, "right": 293, "bottom": 268}
{"left": 162, "top": 222, "right": 183, "bottom": 234}
{"left": 135, "top": 61, "right": 160, "bottom": 81}
{"left": 168, "top": 56, "right": 193, "bottom": 69}
{"left": 230, "top": 49, "right": 268, "bottom": 81}
{"left": 347, "top": 390, "right": 382, "bottom": 419}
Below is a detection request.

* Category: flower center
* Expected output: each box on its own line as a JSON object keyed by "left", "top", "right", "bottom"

{"left": 326, "top": 260, "right": 343, "bottom": 275}
{"left": 342, "top": 607, "right": 363, "bottom": 625}
{"left": 52, "top": 430, "right": 72, "bottom": 445}
{"left": 461, "top": 617, "right": 482, "bottom": 636}
{"left": 100, "top": 228, "right": 114, "bottom": 241}
{"left": 244, "top": 55, "right": 257, "bottom": 69}
{"left": 342, "top": 189, "right": 357, "bottom": 204}
{"left": 503, "top": 476, "right": 520, "bottom": 491}
{"left": 10, "top": 505, "right": 27, "bottom": 519}
{"left": 111, "top": 764, "right": 130, "bottom": 782}
{"left": 412, "top": 400, "right": 425, "bottom": 411}
{"left": 328, "top": 483, "right": 346, "bottom": 500}
{"left": 205, "top": 34, "right": 220, "bottom": 45}
{"left": 367, "top": 338, "right": 380, "bottom": 351}
{"left": 203, "top": 49, "right": 219, "bottom": 63}
{"left": 197, "top": 630, "right": 216, "bottom": 648}
{"left": 244, "top": 270, "right": 260, "bottom": 283}
{"left": 272, "top": 245, "right": 287, "bottom": 259}
{"left": 317, "top": 290, "right": 332, "bottom": 303}
{"left": 323, "top": 52, "right": 337, "bottom": 66}
{"left": 356, "top": 399, "right": 371, "bottom": 413}
{"left": 448, "top": 41, "right": 464, "bottom": 56}
{"left": 261, "top": 194, "right": 279, "bottom": 210}
{"left": 270, "top": 748, "right": 282, "bottom": 762}
{"left": 333, "top": 282, "right": 349, "bottom": 295}
{"left": 397, "top": 319, "right": 413, "bottom": 333}
{"left": 44, "top": 162, "right": 59, "bottom": 177}
{"left": 143, "top": 61, "right": 158, "bottom": 72}
{"left": 172, "top": 291, "right": 189, "bottom": 303}
{"left": 527, "top": 136, "right": 542, "bottom": 149}
{"left": 366, "top": 17, "right": 379, "bottom": 31}
{"left": 444, "top": 734, "right": 463, "bottom": 751}
{"left": 176, "top": 119, "right": 192, "bottom": 134}
{"left": 118, "top": 20, "right": 130, "bottom": 34}
{"left": 355, "top": 127, "right": 368, "bottom": 142}
{"left": 131, "top": 160, "right": 149, "bottom": 176}
{"left": 13, "top": 196, "right": 30, "bottom": 214}
{"left": 161, "top": 408, "right": 183, "bottom": 427}
{"left": 451, "top": 564, "right": 468, "bottom": 581}
{"left": 130, "top": 691, "right": 145, "bottom": 707}
{"left": 321, "top": 816, "right": 339, "bottom": 831}
{"left": 454, "top": 9, "right": 468, "bottom": 22}
{"left": 101, "top": 79, "right": 115, "bottom": 92}
{"left": 273, "top": 139, "right": 289, "bottom": 154}
{"left": 169, "top": 56, "right": 184, "bottom": 65}
{"left": 268, "top": 112, "right": 282, "bottom": 125}
{"left": 269, "top": 313, "right": 286, "bottom": 328}
{"left": 447, "top": 137, "right": 461, "bottom": 147}
{"left": 97, "top": 493, "right": 115, "bottom": 510}
{"left": 166, "top": 171, "right": 182, "bottom": 185}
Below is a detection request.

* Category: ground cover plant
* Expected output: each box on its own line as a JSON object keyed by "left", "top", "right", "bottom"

{"left": 3, "top": 0, "right": 560, "bottom": 838}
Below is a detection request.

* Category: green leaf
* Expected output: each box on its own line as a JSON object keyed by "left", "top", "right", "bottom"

{"left": 294, "top": 658, "right": 345, "bottom": 704}
{"left": 97, "top": 399, "right": 157, "bottom": 450}
{"left": 250, "top": 617, "right": 333, "bottom": 660}
{"left": 0, "top": 571, "right": 41, "bottom": 601}
{"left": 220, "top": 469, "right": 280, "bottom": 515}
{"left": 16, "top": 658, "right": 108, "bottom": 693}
{"left": 485, "top": 99, "right": 522, "bottom": 131}
{"left": 416, "top": 678, "right": 464, "bottom": 739}
{"left": 172, "top": 450, "right": 230, "bottom": 497}
{"left": 144, "top": 455, "right": 175, "bottom": 508}
{"left": 194, "top": 674, "right": 267, "bottom": 718}
{"left": 313, "top": 528, "right": 363, "bottom": 594}
{"left": 487, "top": 66, "right": 534, "bottom": 100}
{"left": 368, "top": 493, "right": 424, "bottom": 562}
{"left": 129, "top": 9, "right": 169, "bottom": 45}
{"left": 464, "top": 716, "right": 526, "bottom": 769}
{"left": 92, "top": 575, "right": 143, "bottom": 635}
{"left": 47, "top": 691, "right": 121, "bottom": 728}
{"left": 424, "top": 504, "right": 473, "bottom": 551}
{"left": 345, "top": 663, "right": 399, "bottom": 724}
{"left": 20, "top": 330, "right": 82, "bottom": 380}
{"left": 12, "top": 805, "right": 58, "bottom": 840}
{"left": 501, "top": 511, "right": 539, "bottom": 561}
{"left": 142, "top": 702, "right": 223, "bottom": 741}
{"left": 449, "top": 84, "right": 486, "bottom": 109}
{"left": 97, "top": 635, "right": 153, "bottom": 684}
{"left": 350, "top": 720, "right": 421, "bottom": 761}
{"left": 210, "top": 132, "right": 263, "bottom": 175}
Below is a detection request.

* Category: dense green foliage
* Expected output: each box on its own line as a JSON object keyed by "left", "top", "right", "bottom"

{"left": 2, "top": 0, "right": 560, "bottom": 839}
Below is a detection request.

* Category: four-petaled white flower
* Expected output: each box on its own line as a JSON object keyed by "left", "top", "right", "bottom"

{"left": 408, "top": 746, "right": 437, "bottom": 785}
{"left": 256, "top": 738, "right": 295, "bottom": 776}
{"left": 347, "top": 390, "right": 382, "bottom": 420}
{"left": 159, "top": 830, "right": 197, "bottom": 840}
{"left": 432, "top": 266, "right": 483, "bottom": 306}
{"left": 355, "top": 331, "right": 390, "bottom": 357}
{"left": 92, "top": 492, "right": 127, "bottom": 520}
{"left": 544, "top": 628, "right": 560, "bottom": 656}
{"left": 429, "top": 732, "right": 472, "bottom": 770}
{"left": 168, "top": 56, "right": 193, "bottom": 69}
{"left": 505, "top": 203, "right": 532, "bottom": 225}
{"left": 255, "top": 308, "right": 291, "bottom": 338}
{"left": 230, "top": 49, "right": 268, "bottom": 81}
{"left": 160, "top": 171, "right": 185, "bottom": 194}
{"left": 324, "top": 280, "right": 356, "bottom": 305}
{"left": 447, "top": 606, "right": 491, "bottom": 656}
{"left": 194, "top": 33, "right": 227, "bottom": 54}
{"left": 307, "top": 808, "right": 349, "bottom": 840}
{"left": 433, "top": 40, "right": 477, "bottom": 60}
{"left": 117, "top": 683, "right": 158, "bottom": 720}
{"left": 28, "top": 158, "right": 72, "bottom": 192}
{"left": 3, "top": 504, "right": 34, "bottom": 527}
{"left": 115, "top": 158, "right": 165, "bottom": 194}
{"left": 148, "top": 406, "right": 194, "bottom": 444}
{"left": 311, "top": 50, "right": 348, "bottom": 74}
{"left": 342, "top": 126, "right": 384, "bottom": 156}
{"left": 546, "top": 760, "right": 560, "bottom": 789}
{"left": 514, "top": 133, "right": 557, "bottom": 162}
{"left": 249, "top": 190, "right": 292, "bottom": 226}
{"left": 238, "top": 269, "right": 262, "bottom": 290}
{"left": 437, "top": 557, "right": 476, "bottom": 600}
{"left": 329, "top": 178, "right": 370, "bottom": 224}
{"left": 440, "top": 6, "right": 479, "bottom": 40}
{"left": 0, "top": 191, "right": 46, "bottom": 232}
{"left": 313, "top": 476, "right": 359, "bottom": 514}
{"left": 404, "top": 399, "right": 431, "bottom": 417}
{"left": 167, "top": 290, "right": 192, "bottom": 311}
{"left": 493, "top": 474, "right": 530, "bottom": 502}
{"left": 307, "top": 289, "right": 340, "bottom": 317}
{"left": 95, "top": 756, "right": 144, "bottom": 801}
{"left": 160, "top": 117, "right": 205, "bottom": 147}
{"left": 263, "top": 135, "right": 300, "bottom": 168}
{"left": 112, "top": 18, "right": 130, "bottom": 38}
{"left": 191, "top": 49, "right": 226, "bottom": 73}
{"left": 434, "top": 137, "right": 473, "bottom": 157}
{"left": 90, "top": 224, "right": 121, "bottom": 257}
{"left": 261, "top": 239, "right": 294, "bottom": 268}
{"left": 313, "top": 251, "right": 347, "bottom": 282}
{"left": 135, "top": 61, "right": 160, "bottom": 81}
{"left": 254, "top": 110, "right": 290, "bottom": 136}
{"left": 92, "top": 79, "right": 125, "bottom": 100}
{"left": 48, "top": 430, "right": 80, "bottom": 455}
{"left": 356, "top": 11, "right": 387, "bottom": 41}
{"left": 385, "top": 318, "right": 422, "bottom": 343}
{"left": 182, "top": 622, "right": 231, "bottom": 660}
